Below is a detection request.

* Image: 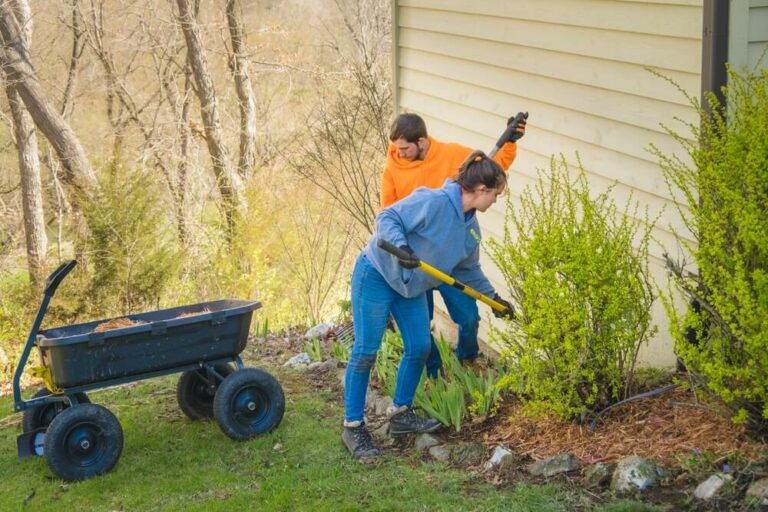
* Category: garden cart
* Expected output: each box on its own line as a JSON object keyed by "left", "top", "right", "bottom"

{"left": 12, "top": 260, "right": 285, "bottom": 482}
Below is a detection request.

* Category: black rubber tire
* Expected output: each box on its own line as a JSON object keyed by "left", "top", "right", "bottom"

{"left": 22, "top": 388, "right": 91, "bottom": 433}
{"left": 213, "top": 368, "right": 285, "bottom": 441}
{"left": 44, "top": 403, "right": 123, "bottom": 482}
{"left": 177, "top": 364, "right": 235, "bottom": 420}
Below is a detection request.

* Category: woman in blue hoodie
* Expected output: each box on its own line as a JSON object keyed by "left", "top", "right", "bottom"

{"left": 342, "top": 150, "right": 515, "bottom": 458}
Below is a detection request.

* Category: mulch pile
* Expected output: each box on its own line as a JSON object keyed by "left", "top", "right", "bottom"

{"left": 483, "top": 387, "right": 766, "bottom": 467}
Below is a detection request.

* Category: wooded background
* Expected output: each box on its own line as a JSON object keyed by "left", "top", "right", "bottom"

{"left": 0, "top": 0, "right": 391, "bottom": 377}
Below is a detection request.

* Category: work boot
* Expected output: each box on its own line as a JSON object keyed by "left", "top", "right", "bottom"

{"left": 342, "top": 421, "right": 380, "bottom": 458}
{"left": 387, "top": 405, "right": 441, "bottom": 435}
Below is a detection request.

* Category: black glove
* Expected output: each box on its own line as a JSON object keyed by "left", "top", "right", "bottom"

{"left": 506, "top": 114, "right": 527, "bottom": 143}
{"left": 492, "top": 294, "right": 515, "bottom": 319}
{"left": 397, "top": 245, "right": 420, "bottom": 269}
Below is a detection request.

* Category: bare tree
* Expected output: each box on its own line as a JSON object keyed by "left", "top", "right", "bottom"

{"left": 0, "top": 1, "right": 97, "bottom": 205}
{"left": 61, "top": 0, "right": 85, "bottom": 121}
{"left": 174, "top": 0, "right": 243, "bottom": 235}
{"left": 287, "top": 0, "right": 391, "bottom": 239}
{"left": 3, "top": 0, "right": 45, "bottom": 288}
{"left": 226, "top": 0, "right": 256, "bottom": 180}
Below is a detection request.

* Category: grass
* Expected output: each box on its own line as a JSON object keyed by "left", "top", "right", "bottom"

{"left": 0, "top": 364, "right": 658, "bottom": 512}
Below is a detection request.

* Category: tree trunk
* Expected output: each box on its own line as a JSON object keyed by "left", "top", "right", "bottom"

{"left": 174, "top": 0, "right": 242, "bottom": 234}
{"left": 4, "top": 0, "right": 46, "bottom": 289}
{"left": 0, "top": 2, "right": 97, "bottom": 206}
{"left": 226, "top": 0, "right": 256, "bottom": 179}
{"left": 61, "top": 0, "right": 84, "bottom": 121}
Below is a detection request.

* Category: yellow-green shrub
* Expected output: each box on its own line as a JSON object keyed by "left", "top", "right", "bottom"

{"left": 653, "top": 67, "right": 768, "bottom": 432}
{"left": 489, "top": 156, "right": 657, "bottom": 420}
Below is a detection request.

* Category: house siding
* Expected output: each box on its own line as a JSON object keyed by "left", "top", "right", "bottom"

{"left": 393, "top": 0, "right": 706, "bottom": 367}
{"left": 730, "top": 0, "right": 768, "bottom": 71}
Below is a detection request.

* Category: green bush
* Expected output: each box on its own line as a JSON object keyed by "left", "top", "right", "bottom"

{"left": 488, "top": 156, "right": 657, "bottom": 420}
{"left": 652, "top": 67, "right": 768, "bottom": 432}
{"left": 0, "top": 270, "right": 35, "bottom": 382}
{"left": 76, "top": 163, "right": 180, "bottom": 317}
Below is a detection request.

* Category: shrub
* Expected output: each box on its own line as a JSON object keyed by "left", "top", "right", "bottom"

{"left": 488, "top": 156, "right": 657, "bottom": 420}
{"left": 76, "top": 163, "right": 180, "bottom": 317}
{"left": 0, "top": 270, "right": 35, "bottom": 381}
{"left": 652, "top": 67, "right": 768, "bottom": 432}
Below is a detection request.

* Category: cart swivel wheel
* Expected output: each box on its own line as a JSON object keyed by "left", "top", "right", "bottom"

{"left": 22, "top": 388, "right": 91, "bottom": 433}
{"left": 177, "top": 364, "right": 235, "bottom": 420}
{"left": 44, "top": 403, "right": 123, "bottom": 482}
{"left": 213, "top": 368, "right": 285, "bottom": 441}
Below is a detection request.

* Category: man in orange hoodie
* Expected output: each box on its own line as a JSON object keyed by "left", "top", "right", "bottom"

{"left": 380, "top": 113, "right": 525, "bottom": 376}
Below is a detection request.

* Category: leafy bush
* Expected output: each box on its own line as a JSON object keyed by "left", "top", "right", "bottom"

{"left": 488, "top": 156, "right": 657, "bottom": 420}
{"left": 652, "top": 67, "right": 768, "bottom": 432}
{"left": 76, "top": 163, "right": 180, "bottom": 317}
{"left": 0, "top": 270, "right": 35, "bottom": 381}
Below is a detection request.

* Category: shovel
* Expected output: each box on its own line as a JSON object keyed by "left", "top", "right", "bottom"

{"left": 377, "top": 239, "right": 510, "bottom": 316}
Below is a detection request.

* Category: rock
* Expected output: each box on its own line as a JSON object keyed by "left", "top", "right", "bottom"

{"left": 308, "top": 358, "right": 339, "bottom": 372}
{"left": 415, "top": 434, "right": 441, "bottom": 451}
{"left": 374, "top": 396, "right": 394, "bottom": 416}
{"left": 583, "top": 463, "right": 615, "bottom": 489}
{"left": 528, "top": 453, "right": 581, "bottom": 477}
{"left": 694, "top": 473, "right": 732, "bottom": 501}
{"left": 746, "top": 477, "right": 768, "bottom": 506}
{"left": 283, "top": 352, "right": 311, "bottom": 367}
{"left": 611, "top": 456, "right": 662, "bottom": 492}
{"left": 337, "top": 369, "right": 346, "bottom": 387}
{"left": 305, "top": 322, "right": 336, "bottom": 339}
{"left": 372, "top": 422, "right": 390, "bottom": 441}
{"left": 450, "top": 442, "right": 486, "bottom": 467}
{"left": 485, "top": 445, "right": 515, "bottom": 471}
{"left": 429, "top": 445, "right": 453, "bottom": 462}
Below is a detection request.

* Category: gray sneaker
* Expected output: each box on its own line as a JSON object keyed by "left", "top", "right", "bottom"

{"left": 388, "top": 407, "right": 441, "bottom": 435}
{"left": 342, "top": 422, "right": 380, "bottom": 458}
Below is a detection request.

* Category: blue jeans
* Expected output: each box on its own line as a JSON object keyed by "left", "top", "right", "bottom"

{"left": 424, "top": 284, "right": 480, "bottom": 377}
{"left": 344, "top": 254, "right": 431, "bottom": 423}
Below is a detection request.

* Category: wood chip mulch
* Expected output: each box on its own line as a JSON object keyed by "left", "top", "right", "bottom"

{"left": 92, "top": 318, "right": 146, "bottom": 332}
{"left": 483, "top": 387, "right": 767, "bottom": 467}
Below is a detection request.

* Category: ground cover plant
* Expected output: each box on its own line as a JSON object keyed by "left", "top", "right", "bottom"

{"left": 652, "top": 66, "right": 768, "bottom": 434}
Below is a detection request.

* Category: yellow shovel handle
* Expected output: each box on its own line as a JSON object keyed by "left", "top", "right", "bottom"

{"left": 376, "top": 239, "right": 507, "bottom": 312}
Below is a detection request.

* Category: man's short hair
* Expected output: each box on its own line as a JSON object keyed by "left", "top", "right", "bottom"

{"left": 389, "top": 113, "right": 427, "bottom": 143}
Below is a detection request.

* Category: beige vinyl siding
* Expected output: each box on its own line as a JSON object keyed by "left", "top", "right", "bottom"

{"left": 394, "top": 0, "right": 704, "bottom": 367}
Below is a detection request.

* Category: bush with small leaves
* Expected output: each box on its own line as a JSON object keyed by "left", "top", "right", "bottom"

{"left": 488, "top": 155, "right": 657, "bottom": 420}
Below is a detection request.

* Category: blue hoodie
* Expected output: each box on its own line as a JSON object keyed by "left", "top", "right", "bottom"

{"left": 363, "top": 179, "right": 495, "bottom": 299}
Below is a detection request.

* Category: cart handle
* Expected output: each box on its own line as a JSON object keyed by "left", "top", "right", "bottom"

{"left": 44, "top": 260, "right": 77, "bottom": 297}
{"left": 488, "top": 111, "right": 528, "bottom": 158}
{"left": 376, "top": 239, "right": 507, "bottom": 312}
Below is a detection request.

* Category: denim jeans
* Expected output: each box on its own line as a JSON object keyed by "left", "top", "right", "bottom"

{"left": 344, "top": 254, "right": 431, "bottom": 423}
{"left": 424, "top": 283, "right": 481, "bottom": 377}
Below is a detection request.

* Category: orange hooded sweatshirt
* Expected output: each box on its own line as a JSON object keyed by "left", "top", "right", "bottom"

{"left": 380, "top": 137, "right": 517, "bottom": 208}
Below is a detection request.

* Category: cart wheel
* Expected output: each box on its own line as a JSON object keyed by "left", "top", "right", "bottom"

{"left": 177, "top": 364, "right": 235, "bottom": 420}
{"left": 44, "top": 403, "right": 123, "bottom": 482}
{"left": 22, "top": 388, "right": 91, "bottom": 433}
{"left": 213, "top": 368, "right": 285, "bottom": 441}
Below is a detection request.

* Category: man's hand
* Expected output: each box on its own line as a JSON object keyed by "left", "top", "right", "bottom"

{"left": 506, "top": 113, "right": 527, "bottom": 143}
{"left": 492, "top": 294, "right": 515, "bottom": 319}
{"left": 397, "top": 245, "right": 420, "bottom": 269}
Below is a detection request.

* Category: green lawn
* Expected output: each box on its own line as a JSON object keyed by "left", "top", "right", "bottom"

{"left": 0, "top": 367, "right": 657, "bottom": 512}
